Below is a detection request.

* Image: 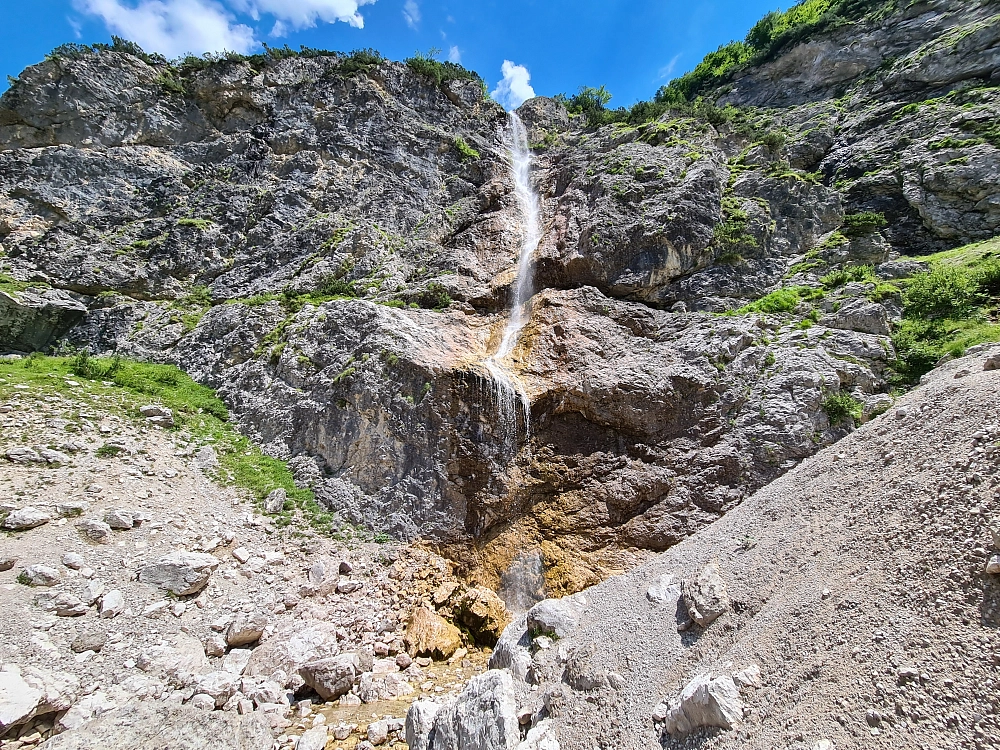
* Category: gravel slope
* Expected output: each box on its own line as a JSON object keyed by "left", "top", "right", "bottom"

{"left": 512, "top": 346, "right": 1000, "bottom": 750}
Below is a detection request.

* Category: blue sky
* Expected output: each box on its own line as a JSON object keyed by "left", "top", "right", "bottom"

{"left": 1, "top": 0, "right": 784, "bottom": 106}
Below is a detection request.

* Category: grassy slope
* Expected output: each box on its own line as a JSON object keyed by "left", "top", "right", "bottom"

{"left": 0, "top": 354, "right": 385, "bottom": 542}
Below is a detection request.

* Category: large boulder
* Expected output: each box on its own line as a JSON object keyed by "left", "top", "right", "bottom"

{"left": 453, "top": 587, "right": 512, "bottom": 647}
{"left": 525, "top": 592, "right": 590, "bottom": 640}
{"left": 681, "top": 562, "right": 729, "bottom": 628}
{"left": 404, "top": 607, "right": 463, "bottom": 661}
{"left": 37, "top": 702, "right": 272, "bottom": 749}
{"left": 299, "top": 653, "right": 359, "bottom": 701}
{"left": 2, "top": 506, "right": 52, "bottom": 530}
{"left": 427, "top": 670, "right": 520, "bottom": 750}
{"left": 137, "top": 551, "right": 220, "bottom": 596}
{"left": 405, "top": 701, "right": 442, "bottom": 750}
{"left": 0, "top": 670, "right": 43, "bottom": 734}
{"left": 0, "top": 289, "right": 86, "bottom": 352}
{"left": 244, "top": 620, "right": 340, "bottom": 681}
{"left": 657, "top": 674, "right": 744, "bottom": 737}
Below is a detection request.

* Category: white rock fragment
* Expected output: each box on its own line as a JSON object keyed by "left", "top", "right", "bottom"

{"left": 99, "top": 590, "right": 125, "bottom": 619}
{"left": 0, "top": 670, "right": 43, "bottom": 732}
{"left": 62, "top": 552, "right": 86, "bottom": 570}
{"left": 76, "top": 519, "right": 113, "bottom": 544}
{"left": 296, "top": 726, "right": 329, "bottom": 750}
{"left": 3, "top": 506, "right": 52, "bottom": 530}
{"left": 681, "top": 562, "right": 730, "bottom": 627}
{"left": 660, "top": 674, "right": 744, "bottom": 737}
{"left": 137, "top": 551, "right": 220, "bottom": 595}
{"left": 21, "top": 564, "right": 62, "bottom": 587}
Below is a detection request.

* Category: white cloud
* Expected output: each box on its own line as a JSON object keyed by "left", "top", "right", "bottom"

{"left": 447, "top": 45, "right": 460, "bottom": 63}
{"left": 76, "top": 0, "right": 257, "bottom": 57}
{"left": 234, "top": 0, "right": 375, "bottom": 31}
{"left": 657, "top": 53, "right": 681, "bottom": 80}
{"left": 490, "top": 60, "right": 535, "bottom": 111}
{"left": 67, "top": 16, "right": 84, "bottom": 38}
{"left": 402, "top": 0, "right": 419, "bottom": 29}
{"left": 76, "top": 0, "right": 377, "bottom": 58}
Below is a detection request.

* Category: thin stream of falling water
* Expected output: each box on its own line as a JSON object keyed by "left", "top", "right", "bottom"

{"left": 482, "top": 111, "right": 541, "bottom": 454}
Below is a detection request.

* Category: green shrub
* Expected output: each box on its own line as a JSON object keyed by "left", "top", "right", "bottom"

{"left": 96, "top": 444, "right": 125, "bottom": 458}
{"left": 414, "top": 282, "right": 452, "bottom": 310}
{"left": 177, "top": 218, "right": 212, "bottom": 230}
{"left": 406, "top": 49, "right": 481, "bottom": 87}
{"left": 842, "top": 211, "right": 887, "bottom": 236}
{"left": 757, "top": 131, "right": 786, "bottom": 151}
{"left": 904, "top": 265, "right": 979, "bottom": 319}
{"left": 454, "top": 137, "right": 481, "bottom": 161}
{"left": 820, "top": 264, "right": 875, "bottom": 289}
{"left": 822, "top": 391, "right": 863, "bottom": 426}
{"left": 337, "top": 48, "right": 384, "bottom": 77}
{"left": 732, "top": 286, "right": 811, "bottom": 314}
{"left": 314, "top": 275, "right": 357, "bottom": 298}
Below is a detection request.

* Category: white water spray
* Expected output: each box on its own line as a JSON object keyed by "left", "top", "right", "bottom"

{"left": 481, "top": 112, "right": 541, "bottom": 453}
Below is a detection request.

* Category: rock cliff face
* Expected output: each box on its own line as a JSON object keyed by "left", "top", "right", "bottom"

{"left": 1, "top": 0, "right": 998, "bottom": 592}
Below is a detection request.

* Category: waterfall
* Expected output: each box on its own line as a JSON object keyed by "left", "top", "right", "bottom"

{"left": 481, "top": 111, "right": 541, "bottom": 454}
{"left": 498, "top": 550, "right": 546, "bottom": 614}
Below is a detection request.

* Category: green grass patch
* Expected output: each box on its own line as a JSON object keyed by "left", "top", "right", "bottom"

{"left": 728, "top": 285, "right": 822, "bottom": 315}
{"left": 841, "top": 211, "right": 887, "bottom": 237}
{"left": 177, "top": 218, "right": 213, "bottom": 231}
{"left": 890, "top": 235, "right": 1000, "bottom": 382}
{"left": 454, "top": 137, "right": 481, "bottom": 161}
{"left": 820, "top": 264, "right": 875, "bottom": 289}
{"left": 0, "top": 353, "right": 373, "bottom": 539}
{"left": 822, "top": 391, "right": 863, "bottom": 426}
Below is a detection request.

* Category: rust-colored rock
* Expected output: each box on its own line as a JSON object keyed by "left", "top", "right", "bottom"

{"left": 454, "top": 587, "right": 512, "bottom": 647}
{"left": 404, "top": 607, "right": 463, "bottom": 660}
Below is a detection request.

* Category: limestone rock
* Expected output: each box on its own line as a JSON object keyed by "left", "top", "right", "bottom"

{"left": 76, "top": 519, "right": 113, "bottom": 544}
{"left": 454, "top": 586, "right": 512, "bottom": 647}
{"left": 99, "top": 590, "right": 125, "bottom": 618}
{"left": 986, "top": 555, "right": 1000, "bottom": 575}
{"left": 405, "top": 701, "right": 442, "bottom": 750}
{"left": 0, "top": 670, "right": 43, "bottom": 733}
{"left": 0, "top": 288, "right": 87, "bottom": 353}
{"left": 226, "top": 612, "right": 268, "bottom": 647}
{"left": 404, "top": 607, "right": 463, "bottom": 660}
{"left": 222, "top": 649, "right": 253, "bottom": 676}
{"left": 263, "top": 489, "right": 287, "bottom": 515}
{"left": 5, "top": 447, "right": 46, "bottom": 464}
{"left": 429, "top": 670, "right": 520, "bottom": 750}
{"left": 71, "top": 631, "right": 107, "bottom": 653}
{"left": 367, "top": 719, "right": 389, "bottom": 745}
{"left": 488, "top": 614, "right": 532, "bottom": 683}
{"left": 53, "top": 593, "right": 89, "bottom": 617}
{"left": 296, "top": 726, "right": 329, "bottom": 750}
{"left": 62, "top": 552, "right": 85, "bottom": 570}
{"left": 136, "top": 633, "right": 210, "bottom": 676}
{"left": 138, "top": 551, "right": 220, "bottom": 595}
{"left": 195, "top": 671, "right": 242, "bottom": 708}
{"left": 245, "top": 620, "right": 341, "bottom": 679}
{"left": 104, "top": 509, "right": 135, "bottom": 530}
{"left": 21, "top": 564, "right": 61, "bottom": 587}
{"left": 525, "top": 592, "right": 589, "bottom": 640}
{"left": 659, "top": 674, "right": 744, "bottom": 737}
{"left": 299, "top": 653, "right": 359, "bottom": 701}
{"left": 645, "top": 573, "right": 682, "bottom": 604}
{"left": 2, "top": 506, "right": 52, "bottom": 530}
{"left": 681, "top": 562, "right": 729, "bottom": 627}
{"left": 36, "top": 702, "right": 273, "bottom": 750}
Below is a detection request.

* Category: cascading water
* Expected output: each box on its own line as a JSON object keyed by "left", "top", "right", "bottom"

{"left": 481, "top": 111, "right": 542, "bottom": 455}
